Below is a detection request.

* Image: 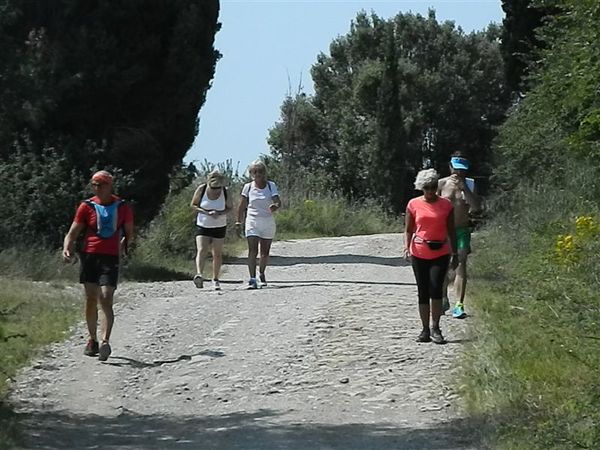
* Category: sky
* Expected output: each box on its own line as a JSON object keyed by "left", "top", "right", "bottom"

{"left": 185, "top": 0, "right": 505, "bottom": 173}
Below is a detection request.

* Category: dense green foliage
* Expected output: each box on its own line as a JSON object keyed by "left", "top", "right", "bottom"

{"left": 466, "top": 0, "right": 600, "bottom": 448}
{"left": 500, "top": 0, "right": 555, "bottom": 92}
{"left": 0, "top": 0, "right": 220, "bottom": 247}
{"left": 269, "top": 10, "right": 510, "bottom": 213}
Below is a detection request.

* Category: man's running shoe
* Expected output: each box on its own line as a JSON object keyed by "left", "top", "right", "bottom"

{"left": 84, "top": 339, "right": 99, "bottom": 356}
{"left": 259, "top": 273, "right": 267, "bottom": 288}
{"left": 246, "top": 278, "right": 258, "bottom": 290}
{"left": 442, "top": 297, "right": 450, "bottom": 314}
{"left": 98, "top": 341, "right": 112, "bottom": 361}
{"left": 431, "top": 327, "right": 446, "bottom": 344}
{"left": 452, "top": 302, "right": 467, "bottom": 319}
{"left": 213, "top": 279, "right": 221, "bottom": 291}
{"left": 416, "top": 328, "right": 431, "bottom": 342}
{"left": 193, "top": 274, "right": 203, "bottom": 289}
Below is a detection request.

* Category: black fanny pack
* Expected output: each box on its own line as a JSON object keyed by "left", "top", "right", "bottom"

{"left": 414, "top": 236, "right": 446, "bottom": 250}
{"left": 425, "top": 240, "right": 445, "bottom": 250}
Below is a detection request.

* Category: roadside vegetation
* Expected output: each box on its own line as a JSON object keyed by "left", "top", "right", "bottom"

{"left": 0, "top": 278, "right": 81, "bottom": 448}
{"left": 463, "top": 1, "right": 600, "bottom": 448}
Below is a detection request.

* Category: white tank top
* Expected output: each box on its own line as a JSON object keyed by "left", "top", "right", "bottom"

{"left": 196, "top": 188, "right": 227, "bottom": 228}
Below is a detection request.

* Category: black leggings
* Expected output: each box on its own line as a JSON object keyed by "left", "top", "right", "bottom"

{"left": 411, "top": 254, "right": 450, "bottom": 304}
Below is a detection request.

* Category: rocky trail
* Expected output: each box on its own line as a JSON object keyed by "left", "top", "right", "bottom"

{"left": 10, "top": 233, "right": 476, "bottom": 449}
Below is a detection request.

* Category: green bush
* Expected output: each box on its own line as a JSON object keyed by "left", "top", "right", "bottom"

{"left": 464, "top": 161, "right": 600, "bottom": 449}
{"left": 276, "top": 195, "right": 402, "bottom": 238}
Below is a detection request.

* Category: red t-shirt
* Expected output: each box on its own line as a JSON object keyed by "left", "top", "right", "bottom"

{"left": 74, "top": 195, "right": 134, "bottom": 256}
{"left": 407, "top": 196, "right": 453, "bottom": 259}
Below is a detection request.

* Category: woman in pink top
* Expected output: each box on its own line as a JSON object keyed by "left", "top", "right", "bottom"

{"left": 404, "top": 169, "right": 458, "bottom": 344}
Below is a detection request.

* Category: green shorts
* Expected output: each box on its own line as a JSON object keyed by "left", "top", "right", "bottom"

{"left": 456, "top": 227, "right": 471, "bottom": 253}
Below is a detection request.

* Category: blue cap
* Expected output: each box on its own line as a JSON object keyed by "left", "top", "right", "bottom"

{"left": 450, "top": 157, "right": 470, "bottom": 170}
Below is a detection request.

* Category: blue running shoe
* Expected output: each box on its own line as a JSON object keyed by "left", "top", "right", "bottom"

{"left": 246, "top": 278, "right": 258, "bottom": 290}
{"left": 452, "top": 302, "right": 466, "bottom": 319}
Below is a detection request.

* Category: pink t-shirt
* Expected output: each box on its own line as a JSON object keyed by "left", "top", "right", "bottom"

{"left": 407, "top": 196, "right": 453, "bottom": 259}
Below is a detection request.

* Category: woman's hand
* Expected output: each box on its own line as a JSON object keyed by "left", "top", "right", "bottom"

{"left": 269, "top": 203, "right": 280, "bottom": 212}
{"left": 402, "top": 248, "right": 411, "bottom": 260}
{"left": 235, "top": 222, "right": 244, "bottom": 237}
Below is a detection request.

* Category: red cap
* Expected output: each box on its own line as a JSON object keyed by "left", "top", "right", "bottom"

{"left": 91, "top": 170, "right": 113, "bottom": 185}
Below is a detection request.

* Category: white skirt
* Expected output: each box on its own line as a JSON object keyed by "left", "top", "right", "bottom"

{"left": 245, "top": 216, "right": 276, "bottom": 239}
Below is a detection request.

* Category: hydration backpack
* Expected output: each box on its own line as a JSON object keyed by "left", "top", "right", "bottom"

{"left": 85, "top": 199, "right": 125, "bottom": 239}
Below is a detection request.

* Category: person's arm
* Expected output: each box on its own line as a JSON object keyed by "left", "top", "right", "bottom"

{"left": 461, "top": 182, "right": 481, "bottom": 212}
{"left": 436, "top": 178, "right": 445, "bottom": 196}
{"left": 404, "top": 208, "right": 415, "bottom": 257}
{"left": 236, "top": 195, "right": 248, "bottom": 227}
{"left": 190, "top": 184, "right": 209, "bottom": 214}
{"left": 121, "top": 213, "right": 135, "bottom": 256}
{"left": 447, "top": 208, "right": 458, "bottom": 269}
{"left": 62, "top": 222, "right": 85, "bottom": 262}
{"left": 269, "top": 194, "right": 281, "bottom": 212}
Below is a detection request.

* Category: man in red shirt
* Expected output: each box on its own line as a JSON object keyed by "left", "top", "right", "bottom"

{"left": 62, "top": 170, "right": 134, "bottom": 361}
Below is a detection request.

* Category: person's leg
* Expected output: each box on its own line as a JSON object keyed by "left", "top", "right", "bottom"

{"left": 83, "top": 283, "right": 100, "bottom": 343}
{"left": 412, "top": 256, "right": 431, "bottom": 341}
{"left": 96, "top": 256, "right": 120, "bottom": 360}
{"left": 430, "top": 255, "right": 450, "bottom": 343}
{"left": 194, "top": 235, "right": 211, "bottom": 288}
{"left": 247, "top": 236, "right": 260, "bottom": 280}
{"left": 258, "top": 238, "right": 272, "bottom": 283}
{"left": 194, "top": 235, "right": 203, "bottom": 275}
{"left": 454, "top": 250, "right": 468, "bottom": 303}
{"left": 211, "top": 238, "right": 225, "bottom": 280}
{"left": 98, "top": 285, "right": 116, "bottom": 343}
{"left": 197, "top": 236, "right": 211, "bottom": 275}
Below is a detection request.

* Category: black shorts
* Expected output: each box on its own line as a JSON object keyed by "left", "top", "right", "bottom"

{"left": 196, "top": 226, "right": 227, "bottom": 239}
{"left": 79, "top": 253, "right": 120, "bottom": 287}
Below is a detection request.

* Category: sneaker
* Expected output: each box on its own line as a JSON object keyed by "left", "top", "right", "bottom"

{"left": 452, "top": 303, "right": 467, "bottom": 319}
{"left": 84, "top": 339, "right": 99, "bottom": 356}
{"left": 258, "top": 273, "right": 267, "bottom": 288}
{"left": 98, "top": 341, "right": 112, "bottom": 361}
{"left": 431, "top": 327, "right": 446, "bottom": 344}
{"left": 416, "top": 328, "right": 431, "bottom": 343}
{"left": 193, "top": 274, "right": 203, "bottom": 289}
{"left": 442, "top": 297, "right": 450, "bottom": 314}
{"left": 246, "top": 278, "right": 258, "bottom": 290}
{"left": 213, "top": 279, "right": 221, "bottom": 291}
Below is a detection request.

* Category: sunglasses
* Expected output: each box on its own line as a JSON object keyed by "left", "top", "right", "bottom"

{"left": 422, "top": 184, "right": 437, "bottom": 191}
{"left": 91, "top": 182, "right": 106, "bottom": 187}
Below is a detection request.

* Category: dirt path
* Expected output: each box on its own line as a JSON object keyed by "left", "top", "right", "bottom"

{"left": 10, "top": 233, "right": 476, "bottom": 449}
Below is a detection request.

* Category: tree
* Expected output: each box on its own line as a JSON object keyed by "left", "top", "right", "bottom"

{"left": 269, "top": 9, "right": 510, "bottom": 210}
{"left": 0, "top": 0, "right": 220, "bottom": 246}
{"left": 500, "top": 0, "right": 556, "bottom": 93}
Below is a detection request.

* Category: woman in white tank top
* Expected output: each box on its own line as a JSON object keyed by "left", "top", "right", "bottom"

{"left": 190, "top": 170, "right": 232, "bottom": 290}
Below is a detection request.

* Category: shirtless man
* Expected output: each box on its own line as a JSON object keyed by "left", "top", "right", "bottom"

{"left": 437, "top": 153, "right": 481, "bottom": 318}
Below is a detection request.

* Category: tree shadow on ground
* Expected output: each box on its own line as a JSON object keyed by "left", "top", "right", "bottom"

{"left": 225, "top": 254, "right": 409, "bottom": 268}
{"left": 122, "top": 263, "right": 191, "bottom": 282}
{"left": 11, "top": 408, "right": 483, "bottom": 450}
{"left": 103, "top": 349, "right": 226, "bottom": 369}
{"left": 263, "top": 280, "right": 415, "bottom": 288}
{"left": 214, "top": 279, "right": 415, "bottom": 288}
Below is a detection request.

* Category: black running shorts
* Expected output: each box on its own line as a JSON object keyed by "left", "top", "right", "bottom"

{"left": 79, "top": 253, "right": 120, "bottom": 287}
{"left": 196, "top": 225, "right": 227, "bottom": 239}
